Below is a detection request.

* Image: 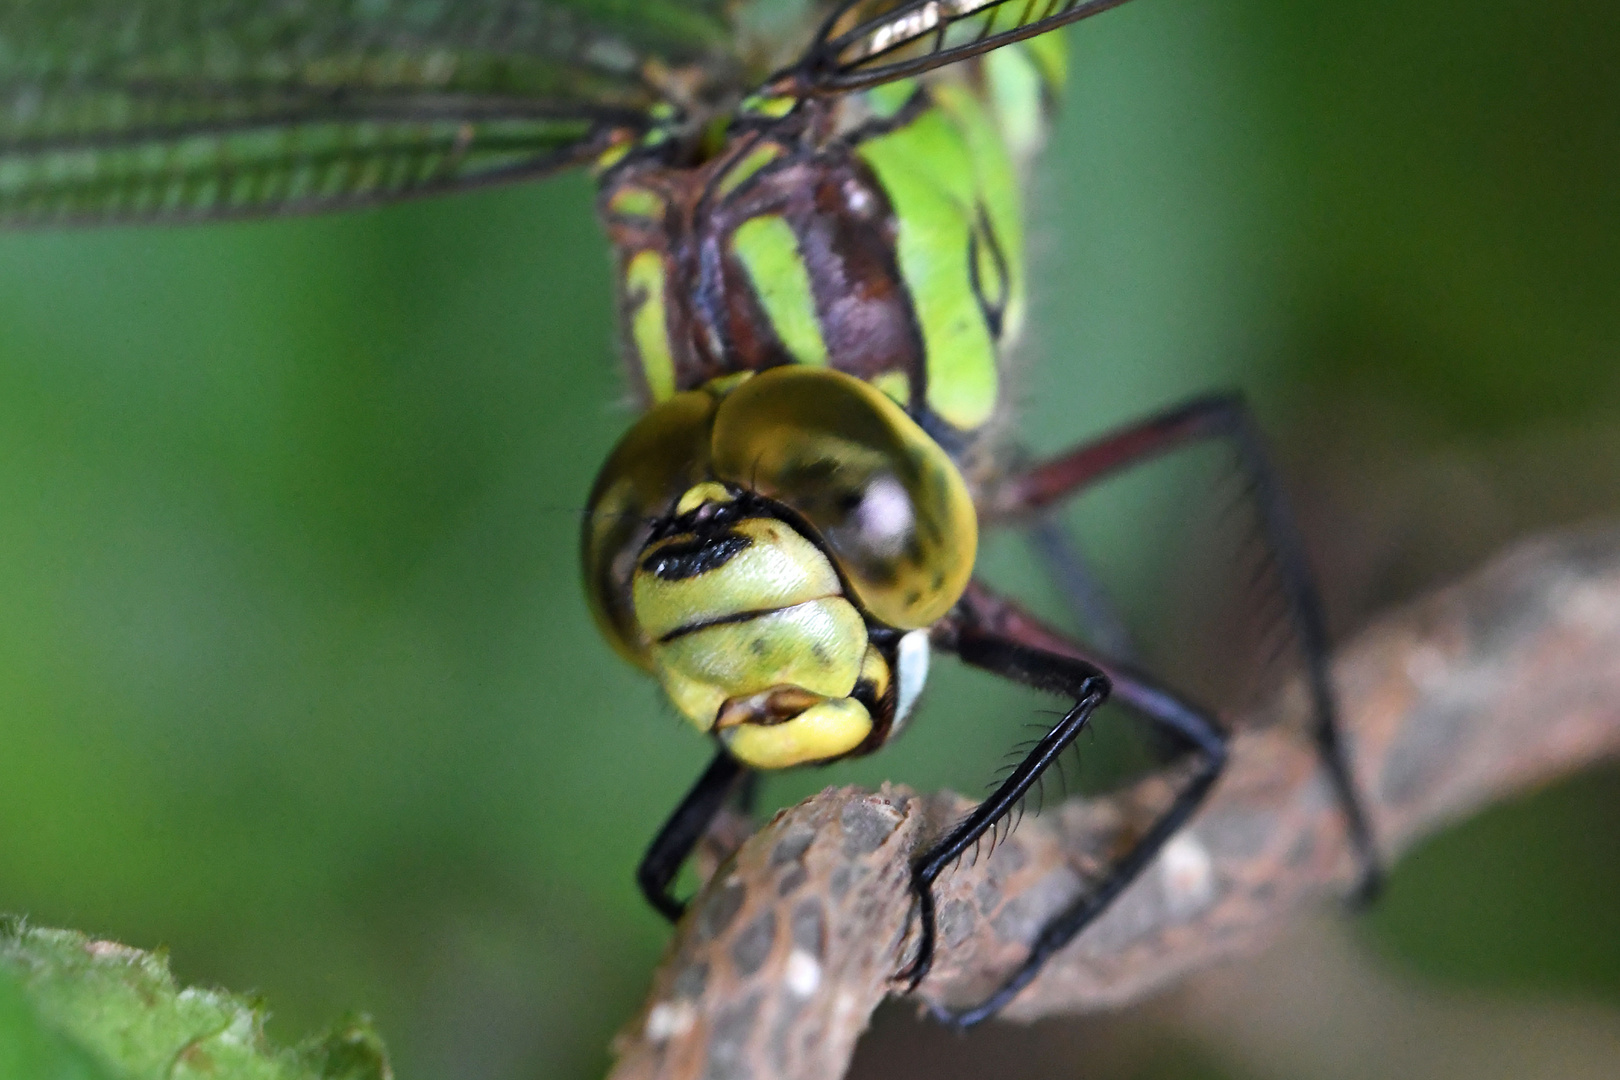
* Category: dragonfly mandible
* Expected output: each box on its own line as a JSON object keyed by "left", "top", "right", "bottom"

{"left": 0, "top": 0, "right": 1380, "bottom": 1024}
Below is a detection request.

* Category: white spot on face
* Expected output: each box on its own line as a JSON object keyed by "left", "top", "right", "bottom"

{"left": 853, "top": 475, "right": 913, "bottom": 556}
{"left": 645, "top": 1000, "right": 697, "bottom": 1042}
{"left": 890, "top": 630, "right": 930, "bottom": 737}
{"left": 1159, "top": 831, "right": 1215, "bottom": 918}
{"left": 784, "top": 949, "right": 822, "bottom": 997}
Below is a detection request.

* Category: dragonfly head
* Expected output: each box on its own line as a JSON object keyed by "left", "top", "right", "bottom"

{"left": 582, "top": 367, "right": 977, "bottom": 769}
{"left": 632, "top": 482, "right": 876, "bottom": 768}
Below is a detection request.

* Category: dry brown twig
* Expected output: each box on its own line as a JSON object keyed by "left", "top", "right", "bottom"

{"left": 607, "top": 526, "right": 1620, "bottom": 1080}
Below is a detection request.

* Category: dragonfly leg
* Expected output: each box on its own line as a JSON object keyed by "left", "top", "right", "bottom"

{"left": 1024, "top": 510, "right": 1139, "bottom": 663}
{"left": 897, "top": 622, "right": 1110, "bottom": 991}
{"left": 917, "top": 583, "right": 1227, "bottom": 1028}
{"left": 990, "top": 393, "right": 1381, "bottom": 902}
{"left": 732, "top": 768, "right": 761, "bottom": 817}
{"left": 1023, "top": 511, "right": 1211, "bottom": 765}
{"left": 637, "top": 748, "right": 750, "bottom": 922}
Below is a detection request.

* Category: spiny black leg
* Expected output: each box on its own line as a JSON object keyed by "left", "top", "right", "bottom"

{"left": 637, "top": 748, "right": 748, "bottom": 922}
{"left": 1200, "top": 398, "right": 1381, "bottom": 902}
{"left": 997, "top": 393, "right": 1380, "bottom": 901}
{"left": 897, "top": 628, "right": 1110, "bottom": 990}
{"left": 1026, "top": 511, "right": 1139, "bottom": 663}
{"left": 929, "top": 657, "right": 1227, "bottom": 1029}
{"left": 1026, "top": 512, "right": 1207, "bottom": 766}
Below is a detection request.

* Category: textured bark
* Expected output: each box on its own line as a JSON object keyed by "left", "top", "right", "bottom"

{"left": 608, "top": 526, "right": 1620, "bottom": 1080}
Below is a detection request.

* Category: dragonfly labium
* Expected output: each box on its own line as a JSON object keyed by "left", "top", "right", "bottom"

{"left": 0, "top": 0, "right": 1380, "bottom": 1024}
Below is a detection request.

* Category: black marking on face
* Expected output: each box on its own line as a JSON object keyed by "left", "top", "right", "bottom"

{"left": 641, "top": 532, "right": 752, "bottom": 580}
{"left": 656, "top": 606, "right": 784, "bottom": 645}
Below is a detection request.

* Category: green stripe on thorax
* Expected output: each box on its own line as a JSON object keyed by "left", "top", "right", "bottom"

{"left": 852, "top": 40, "right": 1055, "bottom": 430}
{"left": 730, "top": 214, "right": 829, "bottom": 366}
{"left": 625, "top": 250, "right": 676, "bottom": 401}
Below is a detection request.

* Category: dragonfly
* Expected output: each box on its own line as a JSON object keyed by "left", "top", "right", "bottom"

{"left": 0, "top": 0, "right": 1380, "bottom": 1025}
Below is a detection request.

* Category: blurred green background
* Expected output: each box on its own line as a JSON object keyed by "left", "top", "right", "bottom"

{"left": 1, "top": 1, "right": 1617, "bottom": 1078}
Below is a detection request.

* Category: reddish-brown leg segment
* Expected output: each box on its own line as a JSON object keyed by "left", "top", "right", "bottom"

{"left": 990, "top": 393, "right": 1380, "bottom": 896}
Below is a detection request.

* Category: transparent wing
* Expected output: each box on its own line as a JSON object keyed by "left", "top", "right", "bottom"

{"left": 785, "top": 0, "right": 1131, "bottom": 93}
{"left": 0, "top": 0, "right": 735, "bottom": 225}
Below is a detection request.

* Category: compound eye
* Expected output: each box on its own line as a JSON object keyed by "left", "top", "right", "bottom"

{"left": 581, "top": 389, "right": 719, "bottom": 668}
{"left": 710, "top": 367, "right": 976, "bottom": 629}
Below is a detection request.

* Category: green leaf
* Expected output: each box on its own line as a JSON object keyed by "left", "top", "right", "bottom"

{"left": 0, "top": 916, "right": 392, "bottom": 1080}
{"left": 0, "top": 965, "right": 116, "bottom": 1080}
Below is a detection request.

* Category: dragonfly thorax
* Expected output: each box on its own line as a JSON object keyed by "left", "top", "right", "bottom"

{"left": 596, "top": 59, "right": 1042, "bottom": 440}
{"left": 599, "top": 110, "right": 921, "bottom": 395}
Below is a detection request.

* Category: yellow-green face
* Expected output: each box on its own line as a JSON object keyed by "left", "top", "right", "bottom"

{"left": 636, "top": 502, "right": 878, "bottom": 768}
{"left": 581, "top": 368, "right": 976, "bottom": 769}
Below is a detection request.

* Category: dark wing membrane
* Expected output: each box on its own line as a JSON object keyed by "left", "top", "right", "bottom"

{"left": 0, "top": 0, "right": 734, "bottom": 225}
{"left": 787, "top": 0, "right": 1131, "bottom": 93}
